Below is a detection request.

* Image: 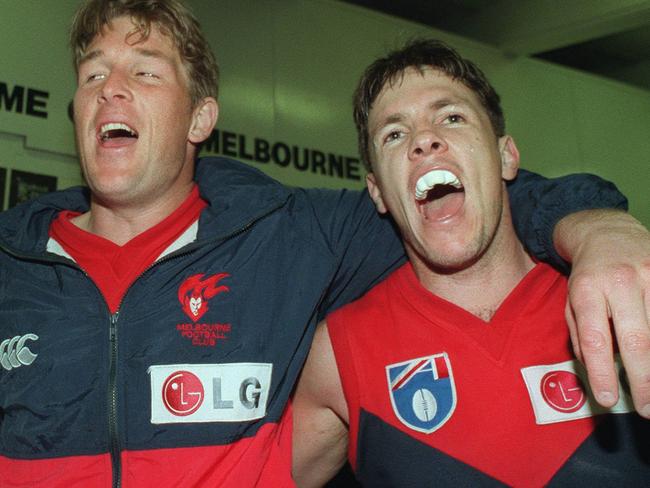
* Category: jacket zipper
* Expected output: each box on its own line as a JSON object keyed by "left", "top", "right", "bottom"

{"left": 115, "top": 203, "right": 289, "bottom": 487}
{"left": 109, "top": 312, "right": 120, "bottom": 488}
{"left": 0, "top": 200, "right": 285, "bottom": 488}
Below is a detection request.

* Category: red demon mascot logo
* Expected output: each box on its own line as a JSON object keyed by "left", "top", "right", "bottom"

{"left": 178, "top": 273, "right": 230, "bottom": 322}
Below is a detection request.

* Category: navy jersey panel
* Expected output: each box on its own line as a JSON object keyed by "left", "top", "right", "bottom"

{"left": 549, "top": 413, "right": 650, "bottom": 487}
{"left": 356, "top": 410, "right": 505, "bottom": 488}
{"left": 355, "top": 409, "right": 650, "bottom": 487}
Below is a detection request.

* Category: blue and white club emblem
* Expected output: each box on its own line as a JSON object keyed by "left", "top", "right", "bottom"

{"left": 386, "top": 353, "right": 456, "bottom": 434}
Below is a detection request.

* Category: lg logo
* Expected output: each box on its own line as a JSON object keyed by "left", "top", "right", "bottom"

{"left": 161, "top": 370, "right": 262, "bottom": 417}
{"left": 150, "top": 363, "right": 272, "bottom": 424}
{"left": 162, "top": 371, "right": 205, "bottom": 416}
{"left": 0, "top": 334, "right": 38, "bottom": 371}
{"left": 540, "top": 370, "right": 586, "bottom": 413}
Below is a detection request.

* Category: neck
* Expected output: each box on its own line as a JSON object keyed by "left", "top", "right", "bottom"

{"left": 412, "top": 215, "right": 535, "bottom": 321}
{"left": 72, "top": 180, "right": 195, "bottom": 245}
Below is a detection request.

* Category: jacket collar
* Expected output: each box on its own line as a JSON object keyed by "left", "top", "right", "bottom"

{"left": 0, "top": 157, "right": 291, "bottom": 255}
{"left": 195, "top": 157, "right": 290, "bottom": 240}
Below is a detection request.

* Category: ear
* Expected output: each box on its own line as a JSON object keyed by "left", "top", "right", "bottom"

{"left": 188, "top": 97, "right": 219, "bottom": 144}
{"left": 498, "top": 135, "right": 520, "bottom": 181}
{"left": 366, "top": 172, "right": 388, "bottom": 214}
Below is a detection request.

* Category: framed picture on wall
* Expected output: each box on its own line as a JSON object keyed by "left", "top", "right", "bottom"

{"left": 0, "top": 167, "right": 6, "bottom": 211}
{"left": 8, "top": 169, "right": 57, "bottom": 209}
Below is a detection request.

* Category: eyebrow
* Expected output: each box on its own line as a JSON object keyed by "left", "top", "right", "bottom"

{"left": 376, "top": 113, "right": 405, "bottom": 130}
{"left": 431, "top": 98, "right": 465, "bottom": 110}
{"left": 78, "top": 47, "right": 171, "bottom": 66}
{"left": 78, "top": 49, "right": 104, "bottom": 66}
{"left": 371, "top": 97, "right": 472, "bottom": 134}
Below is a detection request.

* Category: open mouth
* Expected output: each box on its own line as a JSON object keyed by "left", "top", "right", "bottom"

{"left": 98, "top": 122, "right": 139, "bottom": 143}
{"left": 414, "top": 169, "right": 465, "bottom": 220}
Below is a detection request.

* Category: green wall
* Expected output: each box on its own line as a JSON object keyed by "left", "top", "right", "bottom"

{"left": 1, "top": 0, "right": 648, "bottom": 225}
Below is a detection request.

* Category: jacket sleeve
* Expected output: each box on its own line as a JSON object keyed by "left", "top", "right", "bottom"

{"left": 306, "top": 169, "right": 627, "bottom": 316}
{"left": 509, "top": 169, "right": 628, "bottom": 273}
{"left": 299, "top": 187, "right": 406, "bottom": 320}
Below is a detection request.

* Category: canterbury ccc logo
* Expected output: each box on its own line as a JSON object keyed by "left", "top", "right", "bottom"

{"left": 0, "top": 334, "right": 38, "bottom": 371}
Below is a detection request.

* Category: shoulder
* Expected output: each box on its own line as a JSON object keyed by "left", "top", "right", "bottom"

{"left": 0, "top": 186, "right": 89, "bottom": 253}
{"left": 195, "top": 156, "right": 354, "bottom": 213}
{"left": 329, "top": 265, "right": 402, "bottom": 323}
{"left": 195, "top": 156, "right": 289, "bottom": 194}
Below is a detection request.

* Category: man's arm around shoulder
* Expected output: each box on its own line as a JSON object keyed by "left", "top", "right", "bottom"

{"left": 293, "top": 321, "right": 349, "bottom": 487}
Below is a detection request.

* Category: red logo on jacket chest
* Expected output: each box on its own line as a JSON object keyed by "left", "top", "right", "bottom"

{"left": 179, "top": 273, "right": 230, "bottom": 322}
{"left": 176, "top": 273, "right": 231, "bottom": 347}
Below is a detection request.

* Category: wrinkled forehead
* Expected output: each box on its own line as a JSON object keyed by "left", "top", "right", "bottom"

{"left": 370, "top": 68, "right": 469, "bottom": 118}
{"left": 80, "top": 16, "right": 189, "bottom": 79}
{"left": 379, "top": 67, "right": 462, "bottom": 100}
{"left": 89, "top": 16, "right": 174, "bottom": 51}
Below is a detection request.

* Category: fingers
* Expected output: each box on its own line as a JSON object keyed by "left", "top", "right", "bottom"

{"left": 564, "top": 300, "right": 583, "bottom": 364}
{"left": 570, "top": 262, "right": 650, "bottom": 418}
{"left": 568, "top": 274, "right": 618, "bottom": 408}
{"left": 560, "top": 211, "right": 650, "bottom": 418}
{"left": 608, "top": 266, "right": 650, "bottom": 418}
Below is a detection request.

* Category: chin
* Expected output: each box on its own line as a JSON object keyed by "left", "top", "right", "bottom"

{"left": 428, "top": 255, "right": 476, "bottom": 272}
{"left": 90, "top": 177, "right": 137, "bottom": 198}
{"left": 419, "top": 240, "right": 484, "bottom": 272}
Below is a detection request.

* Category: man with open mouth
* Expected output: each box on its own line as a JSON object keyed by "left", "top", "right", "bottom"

{"left": 292, "top": 39, "right": 650, "bottom": 487}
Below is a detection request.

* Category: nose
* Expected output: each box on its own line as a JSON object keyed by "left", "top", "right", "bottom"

{"left": 409, "top": 128, "right": 447, "bottom": 161}
{"left": 98, "top": 70, "right": 132, "bottom": 103}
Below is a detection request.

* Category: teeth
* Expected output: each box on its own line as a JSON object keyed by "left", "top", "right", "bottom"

{"left": 100, "top": 122, "right": 137, "bottom": 139}
{"left": 415, "top": 170, "right": 462, "bottom": 200}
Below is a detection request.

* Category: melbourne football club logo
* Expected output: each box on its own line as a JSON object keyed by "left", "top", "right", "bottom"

{"left": 386, "top": 353, "right": 456, "bottom": 434}
{"left": 178, "top": 273, "right": 230, "bottom": 322}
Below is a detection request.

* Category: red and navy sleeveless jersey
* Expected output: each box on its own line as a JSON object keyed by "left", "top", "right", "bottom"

{"left": 328, "top": 262, "right": 650, "bottom": 487}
